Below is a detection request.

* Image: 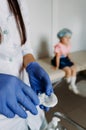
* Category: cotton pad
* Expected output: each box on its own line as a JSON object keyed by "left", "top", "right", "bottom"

{"left": 38, "top": 93, "right": 58, "bottom": 107}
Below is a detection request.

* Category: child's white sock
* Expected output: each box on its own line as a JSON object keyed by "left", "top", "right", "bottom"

{"left": 71, "top": 76, "right": 76, "bottom": 84}
{"left": 69, "top": 76, "right": 79, "bottom": 94}
{"left": 66, "top": 77, "right": 71, "bottom": 83}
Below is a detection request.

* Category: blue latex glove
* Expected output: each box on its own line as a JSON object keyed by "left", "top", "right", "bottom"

{"left": 26, "top": 62, "right": 53, "bottom": 111}
{"left": 0, "top": 74, "right": 39, "bottom": 118}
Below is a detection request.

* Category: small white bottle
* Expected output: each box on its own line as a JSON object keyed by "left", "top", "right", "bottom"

{"left": 45, "top": 117, "right": 60, "bottom": 130}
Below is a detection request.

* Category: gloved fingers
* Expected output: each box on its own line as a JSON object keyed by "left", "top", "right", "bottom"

{"left": 1, "top": 104, "right": 15, "bottom": 118}
{"left": 22, "top": 85, "right": 39, "bottom": 105}
{"left": 7, "top": 101, "right": 27, "bottom": 118}
{"left": 45, "top": 86, "right": 53, "bottom": 96}
{"left": 42, "top": 75, "right": 53, "bottom": 96}
{"left": 17, "top": 91, "right": 38, "bottom": 115}
{"left": 40, "top": 105, "right": 50, "bottom": 112}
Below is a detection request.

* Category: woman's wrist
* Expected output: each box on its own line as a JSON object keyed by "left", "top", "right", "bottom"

{"left": 23, "top": 54, "right": 36, "bottom": 68}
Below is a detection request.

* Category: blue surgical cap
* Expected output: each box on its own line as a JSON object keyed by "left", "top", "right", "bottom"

{"left": 57, "top": 28, "right": 72, "bottom": 39}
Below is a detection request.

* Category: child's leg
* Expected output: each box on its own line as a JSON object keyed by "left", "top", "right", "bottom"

{"left": 70, "top": 65, "right": 77, "bottom": 76}
{"left": 70, "top": 65, "right": 79, "bottom": 94}
{"left": 62, "top": 67, "right": 72, "bottom": 83}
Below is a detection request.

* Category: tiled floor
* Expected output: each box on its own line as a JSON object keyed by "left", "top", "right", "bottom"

{"left": 45, "top": 72, "right": 86, "bottom": 130}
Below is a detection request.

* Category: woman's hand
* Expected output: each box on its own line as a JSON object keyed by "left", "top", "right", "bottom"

{"left": 0, "top": 74, "right": 39, "bottom": 118}
{"left": 26, "top": 62, "right": 53, "bottom": 111}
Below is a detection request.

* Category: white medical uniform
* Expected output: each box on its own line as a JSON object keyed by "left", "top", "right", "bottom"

{"left": 0, "top": 0, "right": 47, "bottom": 130}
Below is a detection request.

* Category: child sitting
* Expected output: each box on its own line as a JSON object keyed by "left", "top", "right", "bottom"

{"left": 51, "top": 28, "right": 79, "bottom": 94}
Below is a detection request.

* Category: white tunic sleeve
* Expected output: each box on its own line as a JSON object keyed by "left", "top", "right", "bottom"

{"left": 18, "top": 0, "right": 34, "bottom": 56}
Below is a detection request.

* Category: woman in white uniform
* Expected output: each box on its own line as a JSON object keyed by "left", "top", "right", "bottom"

{"left": 0, "top": 0, "right": 53, "bottom": 130}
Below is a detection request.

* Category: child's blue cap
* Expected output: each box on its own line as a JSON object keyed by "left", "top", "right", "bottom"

{"left": 57, "top": 28, "right": 72, "bottom": 39}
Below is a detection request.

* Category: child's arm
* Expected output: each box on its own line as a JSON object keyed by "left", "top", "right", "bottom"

{"left": 67, "top": 53, "right": 75, "bottom": 64}
{"left": 55, "top": 53, "right": 60, "bottom": 69}
{"left": 67, "top": 53, "right": 71, "bottom": 60}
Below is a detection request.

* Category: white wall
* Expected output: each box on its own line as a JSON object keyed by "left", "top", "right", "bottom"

{"left": 27, "top": 0, "right": 52, "bottom": 58}
{"left": 53, "top": 0, "right": 86, "bottom": 53}
{"left": 26, "top": 0, "right": 86, "bottom": 58}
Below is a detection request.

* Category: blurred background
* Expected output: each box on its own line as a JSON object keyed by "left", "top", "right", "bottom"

{"left": 25, "top": 0, "right": 86, "bottom": 129}
{"left": 26, "top": 0, "right": 86, "bottom": 59}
